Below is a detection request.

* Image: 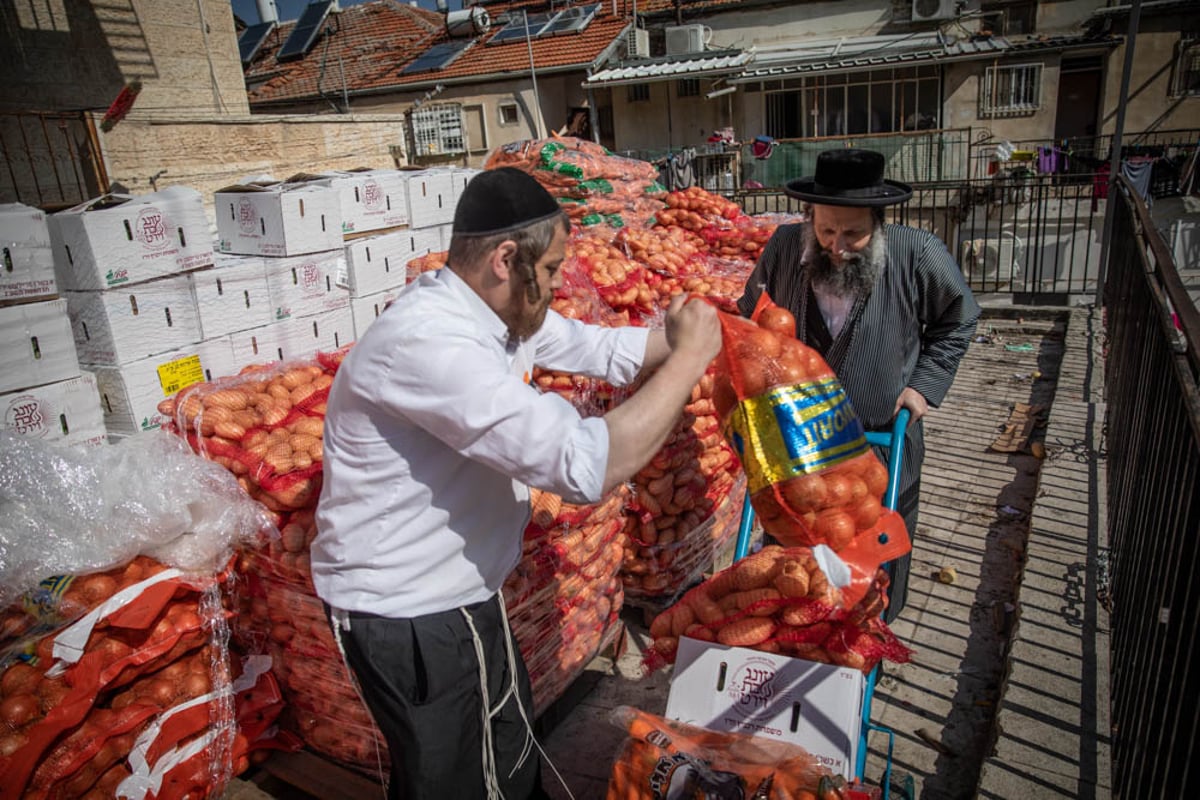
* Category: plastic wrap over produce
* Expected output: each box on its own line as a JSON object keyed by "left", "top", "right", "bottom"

{"left": 158, "top": 351, "right": 390, "bottom": 774}
{"left": 0, "top": 555, "right": 296, "bottom": 800}
{"left": 0, "top": 431, "right": 274, "bottom": 607}
{"left": 235, "top": 508, "right": 389, "bottom": 773}
{"left": 619, "top": 368, "right": 743, "bottom": 602}
{"left": 507, "top": 487, "right": 629, "bottom": 715}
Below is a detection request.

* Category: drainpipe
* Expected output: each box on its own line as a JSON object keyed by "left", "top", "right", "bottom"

{"left": 1095, "top": 0, "right": 1141, "bottom": 305}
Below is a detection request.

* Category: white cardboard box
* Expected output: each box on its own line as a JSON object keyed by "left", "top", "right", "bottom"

{"left": 230, "top": 306, "right": 354, "bottom": 366}
{"left": 404, "top": 170, "right": 456, "bottom": 229}
{"left": 215, "top": 182, "right": 343, "bottom": 257}
{"left": 450, "top": 167, "right": 482, "bottom": 202}
{"left": 350, "top": 288, "right": 404, "bottom": 338}
{"left": 665, "top": 637, "right": 864, "bottom": 778}
{"left": 342, "top": 228, "right": 438, "bottom": 298}
{"left": 91, "top": 337, "right": 237, "bottom": 434}
{"left": 190, "top": 253, "right": 273, "bottom": 338}
{"left": 1, "top": 372, "right": 107, "bottom": 447}
{"left": 285, "top": 306, "right": 355, "bottom": 356}
{"left": 0, "top": 298, "right": 80, "bottom": 393}
{"left": 435, "top": 223, "right": 453, "bottom": 251}
{"left": 311, "top": 170, "right": 410, "bottom": 235}
{"left": 0, "top": 203, "right": 57, "bottom": 303}
{"left": 264, "top": 250, "right": 350, "bottom": 321}
{"left": 47, "top": 187, "right": 214, "bottom": 291}
{"left": 65, "top": 275, "right": 202, "bottom": 365}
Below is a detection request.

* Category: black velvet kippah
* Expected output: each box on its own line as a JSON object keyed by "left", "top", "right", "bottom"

{"left": 452, "top": 167, "right": 562, "bottom": 236}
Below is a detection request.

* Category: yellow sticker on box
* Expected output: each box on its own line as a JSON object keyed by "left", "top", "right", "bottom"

{"left": 157, "top": 354, "right": 205, "bottom": 396}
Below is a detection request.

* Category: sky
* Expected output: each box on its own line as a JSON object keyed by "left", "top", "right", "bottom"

{"left": 231, "top": 0, "right": 445, "bottom": 24}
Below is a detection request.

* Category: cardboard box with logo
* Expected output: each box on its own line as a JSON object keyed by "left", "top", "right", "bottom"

{"left": 404, "top": 170, "right": 456, "bottom": 230}
{"left": 215, "top": 182, "right": 343, "bottom": 257}
{"left": 65, "top": 275, "right": 202, "bottom": 365}
{"left": 1, "top": 372, "right": 107, "bottom": 448}
{"left": 1, "top": 298, "right": 80, "bottom": 393}
{"left": 350, "top": 288, "right": 403, "bottom": 338}
{"left": 190, "top": 253, "right": 273, "bottom": 338}
{"left": 92, "top": 337, "right": 237, "bottom": 434}
{"left": 264, "top": 250, "right": 350, "bottom": 321}
{"left": 47, "top": 187, "right": 213, "bottom": 291}
{"left": 230, "top": 305, "right": 353, "bottom": 366}
{"left": 342, "top": 228, "right": 438, "bottom": 298}
{"left": 665, "top": 637, "right": 864, "bottom": 779}
{"left": 0, "top": 203, "right": 57, "bottom": 303}
{"left": 301, "top": 170, "right": 409, "bottom": 235}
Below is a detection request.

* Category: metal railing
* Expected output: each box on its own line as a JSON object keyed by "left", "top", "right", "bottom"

{"left": 732, "top": 171, "right": 1109, "bottom": 298}
{"left": 968, "top": 128, "right": 1200, "bottom": 196}
{"left": 1104, "top": 176, "right": 1200, "bottom": 798}
{"left": 739, "top": 128, "right": 973, "bottom": 188}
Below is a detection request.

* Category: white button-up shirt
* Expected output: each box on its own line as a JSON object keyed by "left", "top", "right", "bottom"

{"left": 312, "top": 267, "right": 649, "bottom": 618}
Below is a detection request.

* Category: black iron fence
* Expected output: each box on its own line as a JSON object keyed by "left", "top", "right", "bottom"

{"left": 732, "top": 171, "right": 1108, "bottom": 299}
{"left": 1104, "top": 176, "right": 1200, "bottom": 797}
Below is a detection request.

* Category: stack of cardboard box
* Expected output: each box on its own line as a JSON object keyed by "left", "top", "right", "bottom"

{"left": 46, "top": 187, "right": 224, "bottom": 438}
{"left": 0, "top": 203, "right": 108, "bottom": 448}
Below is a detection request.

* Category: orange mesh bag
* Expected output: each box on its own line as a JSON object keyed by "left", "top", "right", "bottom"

{"left": 605, "top": 706, "right": 834, "bottom": 800}
{"left": 711, "top": 293, "right": 911, "bottom": 607}
{"left": 644, "top": 546, "right": 913, "bottom": 674}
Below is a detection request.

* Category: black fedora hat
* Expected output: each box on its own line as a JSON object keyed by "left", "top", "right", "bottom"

{"left": 785, "top": 148, "right": 912, "bottom": 207}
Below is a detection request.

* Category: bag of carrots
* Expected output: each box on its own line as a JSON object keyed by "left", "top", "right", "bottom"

{"left": 645, "top": 545, "right": 912, "bottom": 674}
{"left": 711, "top": 293, "right": 911, "bottom": 607}
{"left": 606, "top": 706, "right": 837, "bottom": 800}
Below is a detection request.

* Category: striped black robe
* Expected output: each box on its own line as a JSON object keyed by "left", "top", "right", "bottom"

{"left": 738, "top": 222, "right": 980, "bottom": 617}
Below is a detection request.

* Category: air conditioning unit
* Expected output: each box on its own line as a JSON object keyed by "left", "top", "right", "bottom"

{"left": 626, "top": 27, "right": 650, "bottom": 59}
{"left": 912, "top": 0, "right": 956, "bottom": 22}
{"left": 665, "top": 24, "right": 708, "bottom": 56}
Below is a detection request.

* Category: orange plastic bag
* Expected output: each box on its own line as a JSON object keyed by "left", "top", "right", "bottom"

{"left": 711, "top": 293, "right": 911, "bottom": 606}
{"left": 605, "top": 706, "right": 833, "bottom": 800}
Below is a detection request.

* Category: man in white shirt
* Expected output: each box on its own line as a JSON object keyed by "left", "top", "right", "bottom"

{"left": 312, "top": 167, "right": 722, "bottom": 799}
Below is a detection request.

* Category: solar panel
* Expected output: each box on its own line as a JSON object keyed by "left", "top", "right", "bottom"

{"left": 239, "top": 21, "right": 276, "bottom": 65}
{"left": 276, "top": 0, "right": 333, "bottom": 62}
{"left": 401, "top": 38, "right": 475, "bottom": 75}
{"left": 540, "top": 4, "right": 599, "bottom": 37}
{"left": 488, "top": 11, "right": 555, "bottom": 44}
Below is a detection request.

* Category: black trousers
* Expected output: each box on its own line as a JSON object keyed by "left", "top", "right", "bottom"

{"left": 883, "top": 481, "right": 919, "bottom": 625}
{"left": 332, "top": 595, "right": 547, "bottom": 800}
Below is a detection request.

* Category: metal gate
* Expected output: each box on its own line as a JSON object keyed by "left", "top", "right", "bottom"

{"left": 0, "top": 111, "right": 108, "bottom": 210}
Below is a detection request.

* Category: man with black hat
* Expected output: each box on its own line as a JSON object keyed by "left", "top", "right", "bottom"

{"left": 738, "top": 148, "right": 980, "bottom": 623}
{"left": 311, "top": 167, "right": 722, "bottom": 799}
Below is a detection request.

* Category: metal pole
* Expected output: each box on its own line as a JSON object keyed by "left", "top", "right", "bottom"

{"left": 524, "top": 11, "right": 546, "bottom": 138}
{"left": 1095, "top": 0, "right": 1142, "bottom": 305}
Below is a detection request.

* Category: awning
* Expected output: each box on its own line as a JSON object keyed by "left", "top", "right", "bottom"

{"left": 583, "top": 49, "right": 755, "bottom": 88}
{"left": 733, "top": 33, "right": 1118, "bottom": 82}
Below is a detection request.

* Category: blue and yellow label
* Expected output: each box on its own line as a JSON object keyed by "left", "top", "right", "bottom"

{"left": 725, "top": 377, "right": 868, "bottom": 494}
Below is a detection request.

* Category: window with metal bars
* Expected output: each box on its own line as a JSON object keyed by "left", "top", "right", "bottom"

{"left": 1172, "top": 34, "right": 1200, "bottom": 97}
{"left": 677, "top": 78, "right": 700, "bottom": 98}
{"left": 980, "top": 63, "right": 1042, "bottom": 115}
{"left": 761, "top": 67, "right": 940, "bottom": 138}
{"left": 627, "top": 83, "right": 650, "bottom": 103}
{"left": 409, "top": 103, "right": 466, "bottom": 156}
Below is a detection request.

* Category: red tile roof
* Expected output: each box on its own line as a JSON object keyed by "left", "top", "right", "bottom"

{"left": 246, "top": 0, "right": 633, "bottom": 106}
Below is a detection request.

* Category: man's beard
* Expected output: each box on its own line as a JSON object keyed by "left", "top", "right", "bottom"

{"left": 802, "top": 221, "right": 887, "bottom": 297}
{"left": 502, "top": 281, "right": 551, "bottom": 341}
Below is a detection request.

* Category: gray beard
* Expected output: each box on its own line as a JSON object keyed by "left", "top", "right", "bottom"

{"left": 802, "top": 222, "right": 888, "bottom": 297}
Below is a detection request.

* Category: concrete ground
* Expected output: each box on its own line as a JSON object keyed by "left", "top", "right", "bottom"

{"left": 227, "top": 304, "right": 1113, "bottom": 800}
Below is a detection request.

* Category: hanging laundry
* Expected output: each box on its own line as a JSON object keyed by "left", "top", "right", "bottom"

{"left": 668, "top": 147, "right": 697, "bottom": 190}
{"left": 1121, "top": 157, "right": 1155, "bottom": 207}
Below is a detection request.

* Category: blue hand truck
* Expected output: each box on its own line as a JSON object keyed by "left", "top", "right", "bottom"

{"left": 732, "top": 408, "right": 911, "bottom": 797}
